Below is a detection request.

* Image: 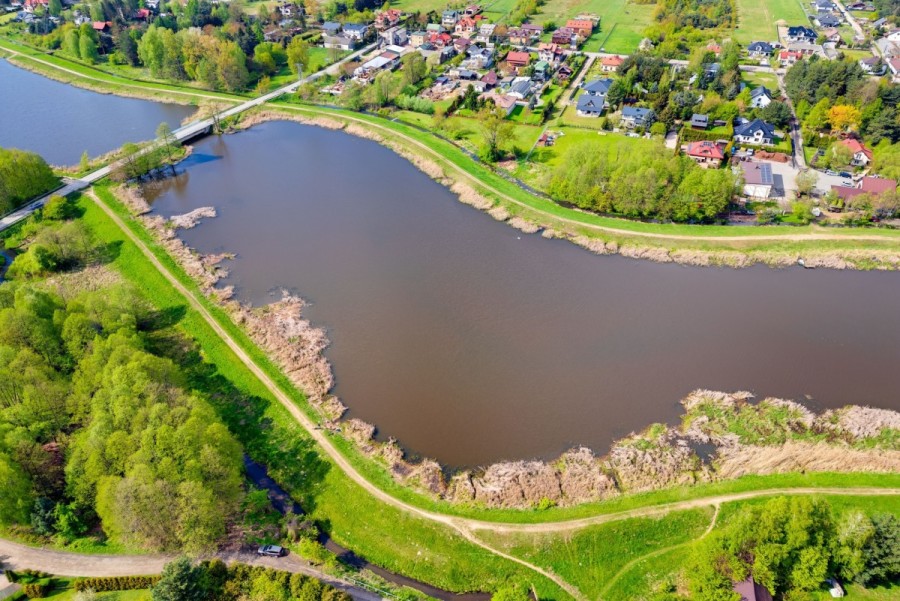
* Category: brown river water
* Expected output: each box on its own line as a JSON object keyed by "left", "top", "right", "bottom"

{"left": 143, "top": 120, "right": 900, "bottom": 468}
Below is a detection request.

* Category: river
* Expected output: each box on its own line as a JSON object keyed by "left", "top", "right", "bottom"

{"left": 142, "top": 120, "right": 900, "bottom": 468}
{"left": 0, "top": 58, "right": 195, "bottom": 166}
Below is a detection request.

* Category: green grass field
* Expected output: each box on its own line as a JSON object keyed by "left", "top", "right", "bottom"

{"left": 733, "top": 0, "right": 808, "bottom": 44}
{"left": 47, "top": 588, "right": 151, "bottom": 600}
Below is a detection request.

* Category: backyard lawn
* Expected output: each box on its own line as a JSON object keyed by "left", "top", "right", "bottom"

{"left": 733, "top": 0, "right": 808, "bottom": 44}
{"left": 742, "top": 70, "right": 779, "bottom": 90}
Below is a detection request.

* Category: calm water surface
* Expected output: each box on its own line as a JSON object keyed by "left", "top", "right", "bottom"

{"left": 0, "top": 59, "right": 195, "bottom": 166}
{"left": 145, "top": 121, "right": 900, "bottom": 467}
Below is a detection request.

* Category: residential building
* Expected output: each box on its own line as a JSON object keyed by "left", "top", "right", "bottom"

{"left": 600, "top": 54, "right": 625, "bottom": 71}
{"left": 786, "top": 42, "right": 825, "bottom": 56}
{"left": 621, "top": 106, "right": 654, "bottom": 129}
{"left": 816, "top": 11, "right": 841, "bottom": 28}
{"left": 322, "top": 21, "right": 341, "bottom": 36}
{"left": 506, "top": 50, "right": 531, "bottom": 71}
{"left": 875, "top": 37, "right": 900, "bottom": 58}
{"left": 374, "top": 8, "right": 402, "bottom": 29}
{"left": 490, "top": 94, "right": 517, "bottom": 116}
{"left": 749, "top": 86, "right": 773, "bottom": 108}
{"left": 426, "top": 23, "right": 443, "bottom": 33}
{"left": 582, "top": 77, "right": 613, "bottom": 98}
{"left": 455, "top": 16, "right": 477, "bottom": 35}
{"left": 538, "top": 42, "right": 561, "bottom": 63}
{"left": 521, "top": 23, "right": 543, "bottom": 37}
{"left": 813, "top": 0, "right": 835, "bottom": 11}
{"left": 837, "top": 138, "right": 873, "bottom": 166}
{"left": 832, "top": 176, "right": 898, "bottom": 201}
{"left": 889, "top": 57, "right": 900, "bottom": 81}
{"left": 733, "top": 576, "right": 774, "bottom": 601}
{"left": 324, "top": 35, "right": 355, "bottom": 50}
{"left": 465, "top": 46, "right": 494, "bottom": 69}
{"left": 690, "top": 113, "right": 709, "bottom": 129}
{"left": 734, "top": 118, "right": 776, "bottom": 145}
{"left": 507, "top": 28, "right": 530, "bottom": 46}
{"left": 410, "top": 30, "right": 427, "bottom": 47}
{"left": 464, "top": 4, "right": 482, "bottom": 16}
{"left": 507, "top": 77, "right": 533, "bottom": 99}
{"left": 476, "top": 23, "right": 496, "bottom": 43}
{"left": 707, "top": 41, "right": 722, "bottom": 55}
{"left": 576, "top": 95, "right": 606, "bottom": 117}
{"left": 453, "top": 37, "right": 471, "bottom": 52}
{"left": 552, "top": 27, "right": 577, "bottom": 46}
{"left": 859, "top": 56, "right": 886, "bottom": 74}
{"left": 741, "top": 162, "right": 775, "bottom": 198}
{"left": 821, "top": 27, "right": 842, "bottom": 43}
{"left": 565, "top": 18, "right": 593, "bottom": 37}
{"left": 702, "top": 62, "right": 721, "bottom": 81}
{"left": 343, "top": 23, "right": 369, "bottom": 40}
{"left": 747, "top": 41, "right": 774, "bottom": 56}
{"left": 779, "top": 49, "right": 804, "bottom": 66}
{"left": 441, "top": 9, "right": 459, "bottom": 27}
{"left": 685, "top": 141, "right": 725, "bottom": 167}
{"left": 786, "top": 25, "right": 817, "bottom": 43}
{"left": 481, "top": 70, "right": 498, "bottom": 89}
{"left": 380, "top": 25, "right": 407, "bottom": 45}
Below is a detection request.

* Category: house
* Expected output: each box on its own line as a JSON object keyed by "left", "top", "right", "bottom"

{"left": 354, "top": 49, "right": 401, "bottom": 78}
{"left": 889, "top": 57, "right": 900, "bottom": 81}
{"left": 875, "top": 37, "right": 900, "bottom": 58}
{"left": 466, "top": 46, "right": 494, "bottom": 69}
{"left": 552, "top": 27, "right": 577, "bottom": 46}
{"left": 455, "top": 16, "right": 477, "bottom": 35}
{"left": 600, "top": 54, "right": 625, "bottom": 71}
{"left": 441, "top": 9, "right": 459, "bottom": 27}
{"left": 690, "top": 113, "right": 709, "bottom": 129}
{"left": 702, "top": 62, "right": 721, "bottom": 81}
{"left": 324, "top": 35, "right": 354, "bottom": 50}
{"left": 506, "top": 50, "right": 531, "bottom": 71}
{"left": 507, "top": 77, "right": 533, "bottom": 99}
{"left": 533, "top": 59, "right": 551, "bottom": 78}
{"left": 859, "top": 56, "right": 886, "bottom": 74}
{"left": 787, "top": 25, "right": 818, "bottom": 43}
{"left": 747, "top": 41, "right": 773, "bottom": 56}
{"left": 490, "top": 94, "right": 518, "bottom": 116}
{"left": 733, "top": 577, "right": 774, "bottom": 601}
{"left": 278, "top": 3, "right": 296, "bottom": 17}
{"left": 374, "top": 8, "right": 402, "bottom": 29}
{"left": 734, "top": 118, "right": 776, "bottom": 145}
{"left": 380, "top": 25, "right": 407, "bottom": 45}
{"left": 686, "top": 141, "right": 725, "bottom": 167}
{"left": 749, "top": 86, "right": 773, "bottom": 108}
{"left": 582, "top": 77, "right": 613, "bottom": 98}
{"left": 22, "top": 0, "right": 47, "bottom": 12}
{"left": 820, "top": 27, "right": 843, "bottom": 43}
{"left": 410, "top": 30, "right": 427, "bottom": 47}
{"left": 832, "top": 175, "right": 898, "bottom": 201}
{"left": 780, "top": 50, "right": 804, "bottom": 66}
{"left": 521, "top": 23, "right": 543, "bottom": 37}
{"left": 464, "top": 4, "right": 482, "bottom": 16}
{"left": 426, "top": 23, "right": 443, "bottom": 33}
{"left": 322, "top": 21, "right": 341, "bottom": 36}
{"left": 476, "top": 23, "right": 496, "bottom": 43}
{"left": 813, "top": 0, "right": 835, "bottom": 10}
{"left": 538, "top": 42, "right": 561, "bottom": 63}
{"left": 481, "top": 70, "right": 498, "bottom": 89}
{"left": 453, "top": 37, "right": 471, "bottom": 52}
{"left": 816, "top": 11, "right": 841, "bottom": 28}
{"left": 707, "top": 41, "right": 722, "bottom": 55}
{"left": 506, "top": 28, "right": 530, "bottom": 46}
{"left": 837, "top": 138, "right": 873, "bottom": 165}
{"left": 576, "top": 94, "right": 606, "bottom": 117}
{"left": 92, "top": 20, "right": 110, "bottom": 31}
{"left": 555, "top": 64, "right": 573, "bottom": 82}
{"left": 621, "top": 106, "right": 654, "bottom": 129}
{"left": 787, "top": 42, "right": 825, "bottom": 56}
{"left": 565, "top": 18, "right": 593, "bottom": 37}
{"left": 343, "top": 23, "right": 368, "bottom": 40}
{"left": 873, "top": 16, "right": 888, "bottom": 29}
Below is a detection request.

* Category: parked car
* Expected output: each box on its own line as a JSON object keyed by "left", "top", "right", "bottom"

{"left": 839, "top": 171, "right": 852, "bottom": 178}
{"left": 841, "top": 179, "right": 853, "bottom": 187}
{"left": 258, "top": 545, "right": 287, "bottom": 557}
{"left": 825, "top": 169, "right": 838, "bottom": 176}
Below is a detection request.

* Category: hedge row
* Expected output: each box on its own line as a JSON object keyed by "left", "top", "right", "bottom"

{"left": 21, "top": 583, "right": 49, "bottom": 599}
{"left": 73, "top": 575, "right": 161, "bottom": 592}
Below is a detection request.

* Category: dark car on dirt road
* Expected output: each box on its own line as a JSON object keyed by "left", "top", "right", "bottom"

{"left": 258, "top": 545, "right": 287, "bottom": 557}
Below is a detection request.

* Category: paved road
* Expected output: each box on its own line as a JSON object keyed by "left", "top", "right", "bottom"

{"left": 0, "top": 538, "right": 382, "bottom": 601}
{"left": 0, "top": 42, "right": 376, "bottom": 235}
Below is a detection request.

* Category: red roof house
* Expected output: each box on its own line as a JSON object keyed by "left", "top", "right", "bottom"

{"left": 600, "top": 55, "right": 624, "bottom": 71}
{"left": 831, "top": 176, "right": 898, "bottom": 203}
{"left": 506, "top": 51, "right": 531, "bottom": 69}
{"left": 837, "top": 138, "right": 873, "bottom": 166}
{"left": 565, "top": 19, "right": 593, "bottom": 37}
{"left": 92, "top": 20, "right": 110, "bottom": 31}
{"left": 685, "top": 141, "right": 725, "bottom": 166}
{"left": 733, "top": 578, "right": 773, "bottom": 601}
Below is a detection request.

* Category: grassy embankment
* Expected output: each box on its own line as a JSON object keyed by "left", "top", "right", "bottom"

{"left": 78, "top": 186, "right": 572, "bottom": 598}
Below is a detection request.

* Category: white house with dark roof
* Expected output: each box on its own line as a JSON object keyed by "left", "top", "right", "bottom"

{"left": 621, "top": 106, "right": 654, "bottom": 128}
{"left": 734, "top": 118, "right": 776, "bottom": 145}
{"left": 749, "top": 86, "right": 773, "bottom": 108}
{"left": 747, "top": 41, "right": 774, "bottom": 56}
{"left": 787, "top": 25, "right": 817, "bottom": 43}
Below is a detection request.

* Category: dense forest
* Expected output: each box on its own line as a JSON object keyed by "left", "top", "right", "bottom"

{"left": 0, "top": 147, "right": 58, "bottom": 215}
{"left": 545, "top": 140, "right": 737, "bottom": 222}
{"left": 0, "top": 202, "right": 244, "bottom": 553}
{"left": 687, "top": 497, "right": 900, "bottom": 601}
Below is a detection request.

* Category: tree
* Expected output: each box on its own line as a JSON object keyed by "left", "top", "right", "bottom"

{"left": 0, "top": 147, "right": 59, "bottom": 214}
{"left": 761, "top": 101, "right": 792, "bottom": 128}
{"left": 0, "top": 453, "right": 30, "bottom": 525}
{"left": 48, "top": 0, "right": 62, "bottom": 16}
{"left": 156, "top": 122, "right": 177, "bottom": 175}
{"left": 79, "top": 32, "right": 99, "bottom": 64}
{"left": 478, "top": 106, "right": 515, "bottom": 161}
{"left": 401, "top": 51, "right": 426, "bottom": 86}
{"left": 491, "top": 584, "right": 530, "bottom": 601}
{"left": 286, "top": 37, "right": 309, "bottom": 76}
{"left": 804, "top": 98, "right": 831, "bottom": 131}
{"left": 370, "top": 70, "right": 395, "bottom": 107}
{"left": 153, "top": 557, "right": 207, "bottom": 601}
{"left": 63, "top": 28, "right": 81, "bottom": 58}
{"left": 795, "top": 170, "right": 818, "bottom": 197}
{"left": 42, "top": 195, "right": 77, "bottom": 221}
{"left": 858, "top": 513, "right": 900, "bottom": 586}
{"left": 828, "top": 104, "right": 863, "bottom": 132}
{"left": 215, "top": 41, "right": 250, "bottom": 92}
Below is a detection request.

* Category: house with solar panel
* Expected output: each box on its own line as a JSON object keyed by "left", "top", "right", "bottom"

{"left": 740, "top": 162, "right": 774, "bottom": 198}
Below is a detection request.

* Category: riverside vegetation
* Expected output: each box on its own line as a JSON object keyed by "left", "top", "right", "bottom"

{"left": 0, "top": 147, "right": 899, "bottom": 600}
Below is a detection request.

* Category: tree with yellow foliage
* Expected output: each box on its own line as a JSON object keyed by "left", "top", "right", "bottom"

{"left": 828, "top": 104, "right": 862, "bottom": 132}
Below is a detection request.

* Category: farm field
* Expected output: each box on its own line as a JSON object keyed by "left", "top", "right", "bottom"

{"left": 733, "top": 0, "right": 808, "bottom": 44}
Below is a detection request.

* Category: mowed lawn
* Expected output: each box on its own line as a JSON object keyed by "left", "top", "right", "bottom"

{"left": 733, "top": 0, "right": 808, "bottom": 44}
{"left": 531, "top": 0, "right": 654, "bottom": 54}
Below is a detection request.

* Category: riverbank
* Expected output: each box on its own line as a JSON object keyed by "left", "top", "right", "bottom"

{"left": 100, "top": 180, "right": 900, "bottom": 512}
{"left": 6, "top": 40, "right": 900, "bottom": 269}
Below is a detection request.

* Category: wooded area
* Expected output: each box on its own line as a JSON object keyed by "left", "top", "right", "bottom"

{"left": 0, "top": 147, "right": 58, "bottom": 215}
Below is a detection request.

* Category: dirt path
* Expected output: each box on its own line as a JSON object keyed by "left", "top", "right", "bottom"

{"left": 0, "top": 538, "right": 381, "bottom": 601}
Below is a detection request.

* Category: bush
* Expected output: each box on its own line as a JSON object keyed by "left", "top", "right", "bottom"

{"left": 22, "top": 583, "right": 49, "bottom": 599}
{"left": 394, "top": 94, "right": 434, "bottom": 115}
{"left": 73, "top": 576, "right": 161, "bottom": 592}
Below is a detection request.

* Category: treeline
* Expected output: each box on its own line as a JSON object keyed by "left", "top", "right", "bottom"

{"left": 0, "top": 207, "right": 244, "bottom": 553}
{"left": 545, "top": 140, "right": 737, "bottom": 222}
{"left": 687, "top": 497, "right": 900, "bottom": 600}
{"left": 150, "top": 557, "right": 354, "bottom": 601}
{"left": 0, "top": 147, "right": 58, "bottom": 215}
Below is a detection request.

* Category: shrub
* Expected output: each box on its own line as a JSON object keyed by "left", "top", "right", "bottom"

{"left": 22, "top": 582, "right": 49, "bottom": 598}
{"left": 73, "top": 576, "right": 161, "bottom": 592}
